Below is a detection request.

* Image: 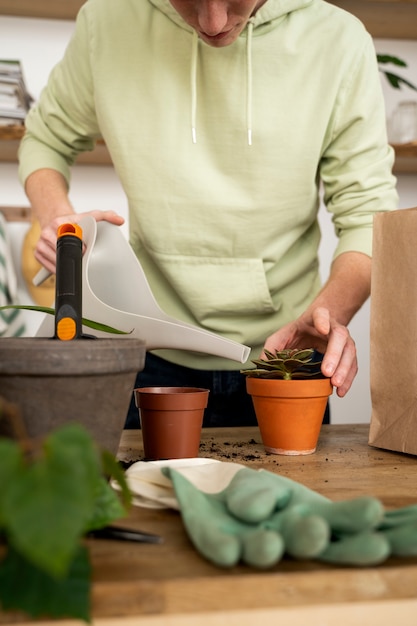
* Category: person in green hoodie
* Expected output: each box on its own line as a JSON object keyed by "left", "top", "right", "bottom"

{"left": 18, "top": 0, "right": 398, "bottom": 427}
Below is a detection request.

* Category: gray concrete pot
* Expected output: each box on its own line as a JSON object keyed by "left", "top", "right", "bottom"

{"left": 0, "top": 337, "right": 146, "bottom": 455}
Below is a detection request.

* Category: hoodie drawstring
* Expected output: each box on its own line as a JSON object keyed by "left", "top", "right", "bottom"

{"left": 246, "top": 19, "right": 254, "bottom": 146}
{"left": 191, "top": 30, "right": 198, "bottom": 144}
{"left": 190, "top": 22, "right": 254, "bottom": 145}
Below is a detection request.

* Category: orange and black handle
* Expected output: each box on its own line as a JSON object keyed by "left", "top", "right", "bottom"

{"left": 54, "top": 223, "right": 83, "bottom": 341}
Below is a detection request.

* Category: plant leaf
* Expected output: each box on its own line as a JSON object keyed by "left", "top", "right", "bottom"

{"left": 2, "top": 425, "right": 101, "bottom": 577}
{"left": 287, "top": 348, "right": 315, "bottom": 361}
{"left": 377, "top": 54, "right": 407, "bottom": 67}
{"left": 376, "top": 54, "right": 417, "bottom": 92}
{"left": 101, "top": 449, "right": 132, "bottom": 510}
{"left": 0, "top": 440, "right": 23, "bottom": 527}
{"left": 0, "top": 544, "right": 91, "bottom": 621}
{"left": 0, "top": 305, "right": 130, "bottom": 335}
{"left": 85, "top": 476, "right": 127, "bottom": 532}
{"left": 381, "top": 71, "right": 417, "bottom": 92}
{"left": 250, "top": 359, "right": 286, "bottom": 371}
{"left": 241, "top": 348, "right": 323, "bottom": 378}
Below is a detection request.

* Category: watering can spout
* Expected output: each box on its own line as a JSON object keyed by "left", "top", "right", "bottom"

{"left": 35, "top": 216, "right": 251, "bottom": 364}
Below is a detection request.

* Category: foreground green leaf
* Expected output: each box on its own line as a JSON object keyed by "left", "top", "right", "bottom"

{"left": 0, "top": 423, "right": 129, "bottom": 622}
{"left": 2, "top": 425, "right": 101, "bottom": 577}
{"left": 86, "top": 476, "right": 126, "bottom": 532}
{"left": 0, "top": 544, "right": 91, "bottom": 621}
{"left": 101, "top": 448, "right": 132, "bottom": 510}
{"left": 0, "top": 441, "right": 23, "bottom": 527}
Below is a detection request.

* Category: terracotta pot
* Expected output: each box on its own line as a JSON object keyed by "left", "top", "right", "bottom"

{"left": 246, "top": 377, "right": 333, "bottom": 455}
{"left": 134, "top": 387, "right": 209, "bottom": 460}
{"left": 0, "top": 337, "right": 146, "bottom": 455}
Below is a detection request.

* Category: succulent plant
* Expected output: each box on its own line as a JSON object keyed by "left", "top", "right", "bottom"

{"left": 241, "top": 348, "right": 324, "bottom": 380}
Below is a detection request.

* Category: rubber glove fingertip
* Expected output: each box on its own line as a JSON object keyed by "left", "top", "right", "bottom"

{"left": 228, "top": 489, "right": 276, "bottom": 523}
{"left": 242, "top": 529, "right": 284, "bottom": 568}
{"left": 285, "top": 515, "right": 330, "bottom": 559}
{"left": 383, "top": 523, "right": 417, "bottom": 557}
{"left": 319, "top": 532, "right": 390, "bottom": 566}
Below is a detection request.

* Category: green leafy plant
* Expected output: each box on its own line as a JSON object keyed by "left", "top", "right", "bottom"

{"left": 0, "top": 304, "right": 130, "bottom": 335}
{"left": 241, "top": 348, "right": 324, "bottom": 380}
{"left": 0, "top": 397, "right": 131, "bottom": 622}
{"left": 377, "top": 54, "right": 417, "bottom": 92}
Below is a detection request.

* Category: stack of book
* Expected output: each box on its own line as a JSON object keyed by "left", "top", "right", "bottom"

{"left": 0, "top": 59, "right": 34, "bottom": 126}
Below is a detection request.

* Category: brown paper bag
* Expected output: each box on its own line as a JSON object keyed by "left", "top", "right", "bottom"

{"left": 369, "top": 207, "right": 417, "bottom": 455}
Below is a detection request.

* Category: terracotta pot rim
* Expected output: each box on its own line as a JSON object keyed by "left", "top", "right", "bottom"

{"left": 245, "top": 376, "right": 330, "bottom": 383}
{"left": 246, "top": 376, "right": 333, "bottom": 399}
{"left": 135, "top": 387, "right": 210, "bottom": 395}
{"left": 134, "top": 387, "right": 210, "bottom": 411}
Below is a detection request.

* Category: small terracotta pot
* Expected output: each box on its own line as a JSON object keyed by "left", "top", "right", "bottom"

{"left": 246, "top": 377, "right": 333, "bottom": 456}
{"left": 134, "top": 387, "right": 209, "bottom": 460}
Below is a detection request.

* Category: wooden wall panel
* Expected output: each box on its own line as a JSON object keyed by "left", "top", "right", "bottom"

{"left": 0, "top": 0, "right": 85, "bottom": 20}
{"left": 1, "top": 0, "right": 417, "bottom": 39}
{"left": 329, "top": 1, "right": 417, "bottom": 39}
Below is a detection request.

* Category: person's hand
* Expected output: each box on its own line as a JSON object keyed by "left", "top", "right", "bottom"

{"left": 262, "top": 306, "right": 357, "bottom": 397}
{"left": 34, "top": 210, "right": 125, "bottom": 274}
{"left": 163, "top": 465, "right": 417, "bottom": 569}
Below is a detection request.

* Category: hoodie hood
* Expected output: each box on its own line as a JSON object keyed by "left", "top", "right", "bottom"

{"left": 149, "top": 0, "right": 314, "bottom": 35}
{"left": 149, "top": 0, "right": 314, "bottom": 144}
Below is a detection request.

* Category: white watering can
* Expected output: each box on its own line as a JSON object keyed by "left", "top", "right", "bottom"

{"left": 35, "top": 215, "right": 251, "bottom": 364}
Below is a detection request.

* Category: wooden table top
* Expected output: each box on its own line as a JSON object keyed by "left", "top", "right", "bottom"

{"left": 3, "top": 424, "right": 417, "bottom": 625}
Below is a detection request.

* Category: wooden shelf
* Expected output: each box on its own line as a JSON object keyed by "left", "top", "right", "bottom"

{"left": 0, "top": 0, "right": 85, "bottom": 20}
{"left": 0, "top": 205, "right": 31, "bottom": 222}
{"left": 0, "top": 124, "right": 112, "bottom": 165}
{"left": 392, "top": 142, "right": 417, "bottom": 172}
{"left": 329, "top": 1, "right": 417, "bottom": 39}
{"left": 1, "top": 125, "right": 416, "bottom": 171}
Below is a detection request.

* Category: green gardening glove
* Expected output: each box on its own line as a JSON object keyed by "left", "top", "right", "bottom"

{"left": 372, "top": 504, "right": 417, "bottom": 558}
{"left": 163, "top": 465, "right": 417, "bottom": 569}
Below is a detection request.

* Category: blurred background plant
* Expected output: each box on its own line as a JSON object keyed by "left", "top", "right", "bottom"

{"left": 377, "top": 54, "right": 417, "bottom": 91}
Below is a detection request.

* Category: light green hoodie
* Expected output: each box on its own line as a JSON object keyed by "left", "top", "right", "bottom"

{"left": 19, "top": 0, "right": 397, "bottom": 369}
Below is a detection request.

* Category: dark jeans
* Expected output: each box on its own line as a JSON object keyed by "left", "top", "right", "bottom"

{"left": 125, "top": 353, "right": 330, "bottom": 429}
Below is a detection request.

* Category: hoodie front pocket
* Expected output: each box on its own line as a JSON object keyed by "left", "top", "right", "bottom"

{"left": 153, "top": 253, "right": 278, "bottom": 325}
